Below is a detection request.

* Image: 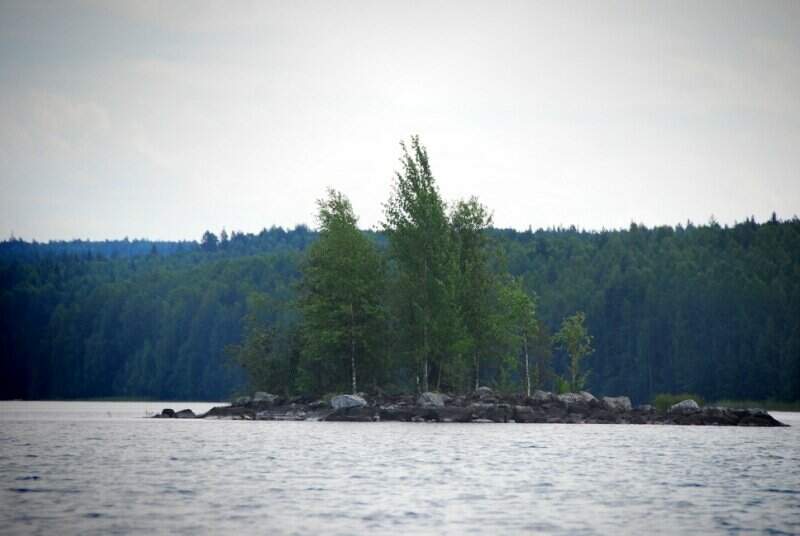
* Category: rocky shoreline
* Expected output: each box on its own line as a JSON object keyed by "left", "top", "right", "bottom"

{"left": 154, "top": 388, "right": 788, "bottom": 426}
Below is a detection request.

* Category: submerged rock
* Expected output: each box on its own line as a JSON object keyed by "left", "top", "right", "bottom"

{"left": 331, "top": 394, "right": 367, "bottom": 410}
{"left": 325, "top": 406, "right": 376, "bottom": 422}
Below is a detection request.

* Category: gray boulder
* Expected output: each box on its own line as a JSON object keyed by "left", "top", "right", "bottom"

{"left": 331, "top": 394, "right": 367, "bottom": 410}
{"left": 253, "top": 392, "right": 279, "bottom": 405}
{"left": 234, "top": 396, "right": 251, "bottom": 406}
{"left": 475, "top": 386, "right": 493, "bottom": 398}
{"left": 417, "top": 392, "right": 447, "bottom": 408}
{"left": 175, "top": 409, "right": 196, "bottom": 419}
{"left": 669, "top": 399, "right": 700, "bottom": 414}
{"left": 531, "top": 390, "right": 556, "bottom": 403}
{"left": 558, "top": 391, "right": 597, "bottom": 405}
{"left": 602, "top": 396, "right": 632, "bottom": 412}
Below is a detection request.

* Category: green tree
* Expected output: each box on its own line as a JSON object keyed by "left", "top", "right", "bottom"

{"left": 299, "top": 189, "right": 385, "bottom": 394}
{"left": 383, "top": 136, "right": 463, "bottom": 392}
{"left": 499, "top": 277, "right": 538, "bottom": 396}
{"left": 554, "top": 311, "right": 593, "bottom": 392}
{"left": 451, "top": 197, "right": 495, "bottom": 390}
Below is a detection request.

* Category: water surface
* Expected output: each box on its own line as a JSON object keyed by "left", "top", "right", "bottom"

{"left": 1, "top": 401, "right": 798, "bottom": 535}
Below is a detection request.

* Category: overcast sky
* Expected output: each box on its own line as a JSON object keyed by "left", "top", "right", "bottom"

{"left": 1, "top": 1, "right": 798, "bottom": 241}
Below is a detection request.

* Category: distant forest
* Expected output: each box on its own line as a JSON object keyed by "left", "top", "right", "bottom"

{"left": 2, "top": 218, "right": 799, "bottom": 403}
{"left": 2, "top": 163, "right": 799, "bottom": 403}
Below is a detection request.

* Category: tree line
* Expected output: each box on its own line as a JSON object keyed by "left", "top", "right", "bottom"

{"left": 1, "top": 139, "right": 798, "bottom": 402}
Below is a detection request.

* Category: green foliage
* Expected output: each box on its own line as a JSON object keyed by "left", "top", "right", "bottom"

{"left": 652, "top": 393, "right": 705, "bottom": 412}
{"left": 297, "top": 189, "right": 386, "bottom": 395}
{"left": 383, "top": 136, "right": 464, "bottom": 392}
{"left": 553, "top": 312, "right": 593, "bottom": 392}
{"left": 451, "top": 197, "right": 496, "bottom": 390}
{"left": 554, "top": 375, "right": 571, "bottom": 395}
{"left": 496, "top": 276, "right": 539, "bottom": 395}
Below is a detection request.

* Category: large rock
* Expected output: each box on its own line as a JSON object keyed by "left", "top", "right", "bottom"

{"left": 233, "top": 396, "right": 251, "bottom": 406}
{"left": 468, "top": 402, "right": 512, "bottom": 423}
{"left": 175, "top": 409, "right": 196, "bottom": 419}
{"left": 558, "top": 391, "right": 598, "bottom": 406}
{"left": 513, "top": 405, "right": 548, "bottom": 423}
{"left": 202, "top": 405, "right": 254, "bottom": 419}
{"left": 602, "top": 396, "right": 632, "bottom": 412}
{"left": 417, "top": 392, "right": 447, "bottom": 408}
{"left": 434, "top": 406, "right": 472, "bottom": 423}
{"left": 669, "top": 399, "right": 700, "bottom": 414}
{"left": 379, "top": 405, "right": 415, "bottom": 422}
{"left": 331, "top": 394, "right": 367, "bottom": 410}
{"left": 531, "top": 390, "right": 557, "bottom": 403}
{"left": 736, "top": 409, "right": 788, "bottom": 427}
{"left": 475, "top": 386, "right": 494, "bottom": 398}
{"left": 253, "top": 392, "right": 279, "bottom": 405}
{"left": 159, "top": 408, "right": 175, "bottom": 418}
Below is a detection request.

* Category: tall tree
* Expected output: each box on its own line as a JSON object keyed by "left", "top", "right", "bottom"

{"left": 451, "top": 197, "right": 495, "bottom": 390}
{"left": 299, "top": 189, "right": 385, "bottom": 394}
{"left": 383, "top": 136, "right": 462, "bottom": 392}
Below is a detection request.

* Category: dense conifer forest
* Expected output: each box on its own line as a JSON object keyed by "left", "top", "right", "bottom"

{"left": 2, "top": 143, "right": 799, "bottom": 404}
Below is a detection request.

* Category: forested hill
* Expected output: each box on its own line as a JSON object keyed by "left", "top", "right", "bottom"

{"left": 0, "top": 225, "right": 315, "bottom": 261}
{"left": 2, "top": 218, "right": 799, "bottom": 403}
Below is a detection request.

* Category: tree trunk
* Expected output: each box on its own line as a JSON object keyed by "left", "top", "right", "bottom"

{"left": 422, "top": 259, "right": 429, "bottom": 393}
{"left": 422, "top": 314, "right": 429, "bottom": 393}
{"left": 524, "top": 334, "right": 530, "bottom": 397}
{"left": 350, "top": 303, "right": 357, "bottom": 394}
{"left": 474, "top": 352, "right": 479, "bottom": 391}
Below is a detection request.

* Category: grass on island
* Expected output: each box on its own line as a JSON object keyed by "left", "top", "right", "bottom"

{"left": 653, "top": 393, "right": 800, "bottom": 412}
{"left": 652, "top": 393, "right": 705, "bottom": 412}
{"left": 712, "top": 399, "right": 800, "bottom": 412}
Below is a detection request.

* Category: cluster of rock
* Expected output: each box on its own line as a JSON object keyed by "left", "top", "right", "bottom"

{"left": 154, "top": 388, "right": 787, "bottom": 426}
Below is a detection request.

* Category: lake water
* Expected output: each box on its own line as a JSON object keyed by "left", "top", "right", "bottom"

{"left": 1, "top": 401, "right": 799, "bottom": 535}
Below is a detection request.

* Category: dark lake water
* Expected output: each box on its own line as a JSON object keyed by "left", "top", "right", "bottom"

{"left": 1, "top": 401, "right": 799, "bottom": 535}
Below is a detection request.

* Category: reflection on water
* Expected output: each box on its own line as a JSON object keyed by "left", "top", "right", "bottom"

{"left": 1, "top": 402, "right": 799, "bottom": 535}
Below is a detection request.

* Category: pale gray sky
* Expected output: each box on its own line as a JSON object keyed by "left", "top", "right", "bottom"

{"left": 1, "top": 1, "right": 798, "bottom": 240}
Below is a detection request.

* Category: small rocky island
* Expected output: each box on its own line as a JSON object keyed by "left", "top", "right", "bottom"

{"left": 156, "top": 387, "right": 787, "bottom": 426}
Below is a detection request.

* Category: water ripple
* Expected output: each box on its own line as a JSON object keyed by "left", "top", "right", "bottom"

{"left": 0, "top": 402, "right": 798, "bottom": 535}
